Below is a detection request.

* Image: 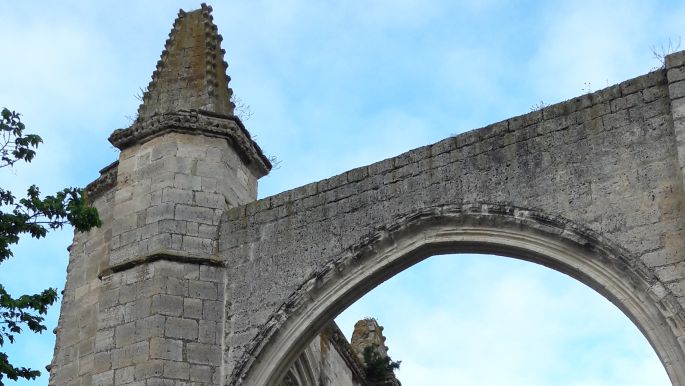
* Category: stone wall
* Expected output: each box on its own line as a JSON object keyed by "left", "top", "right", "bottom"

{"left": 108, "top": 130, "right": 259, "bottom": 267}
{"left": 221, "top": 52, "right": 685, "bottom": 384}
{"left": 281, "top": 323, "right": 367, "bottom": 386}
{"left": 49, "top": 170, "right": 115, "bottom": 385}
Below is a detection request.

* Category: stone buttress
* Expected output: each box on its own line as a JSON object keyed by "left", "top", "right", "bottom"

{"left": 49, "top": 5, "right": 270, "bottom": 385}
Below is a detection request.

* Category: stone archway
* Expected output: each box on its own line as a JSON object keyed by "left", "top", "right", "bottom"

{"left": 228, "top": 205, "right": 685, "bottom": 385}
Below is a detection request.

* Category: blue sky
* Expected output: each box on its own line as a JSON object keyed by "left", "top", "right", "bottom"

{"left": 0, "top": 0, "right": 683, "bottom": 384}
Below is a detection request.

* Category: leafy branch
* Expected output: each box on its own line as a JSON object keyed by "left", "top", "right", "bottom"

{"left": 0, "top": 107, "right": 101, "bottom": 384}
{"left": 362, "top": 346, "right": 401, "bottom": 381}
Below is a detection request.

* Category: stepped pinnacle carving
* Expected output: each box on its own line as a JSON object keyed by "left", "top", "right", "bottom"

{"left": 136, "top": 3, "right": 234, "bottom": 119}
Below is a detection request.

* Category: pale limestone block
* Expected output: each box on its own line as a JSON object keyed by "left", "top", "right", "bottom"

{"left": 186, "top": 342, "right": 221, "bottom": 365}
{"left": 115, "top": 322, "right": 136, "bottom": 348}
{"left": 194, "top": 191, "right": 225, "bottom": 209}
{"left": 202, "top": 300, "right": 222, "bottom": 322}
{"left": 150, "top": 338, "right": 183, "bottom": 361}
{"left": 166, "top": 276, "right": 188, "bottom": 296}
{"left": 174, "top": 173, "right": 202, "bottom": 191}
{"left": 92, "top": 370, "right": 114, "bottom": 386}
{"left": 183, "top": 298, "right": 203, "bottom": 319}
{"left": 188, "top": 281, "right": 217, "bottom": 300}
{"left": 199, "top": 266, "right": 222, "bottom": 283}
{"left": 164, "top": 317, "right": 198, "bottom": 340}
{"left": 175, "top": 204, "right": 214, "bottom": 224}
{"left": 162, "top": 187, "right": 194, "bottom": 205}
{"left": 190, "top": 365, "right": 213, "bottom": 383}
{"left": 133, "top": 359, "right": 164, "bottom": 380}
{"left": 95, "top": 329, "right": 115, "bottom": 353}
{"left": 111, "top": 341, "right": 149, "bottom": 369}
{"left": 151, "top": 294, "right": 183, "bottom": 316}
{"left": 114, "top": 366, "right": 135, "bottom": 384}
{"left": 146, "top": 203, "right": 176, "bottom": 224}
{"left": 134, "top": 315, "right": 165, "bottom": 341}
{"left": 163, "top": 360, "right": 190, "bottom": 380}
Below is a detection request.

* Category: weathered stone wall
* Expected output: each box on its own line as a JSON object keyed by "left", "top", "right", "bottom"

{"left": 281, "top": 323, "right": 367, "bottom": 386}
{"left": 109, "top": 131, "right": 258, "bottom": 268}
{"left": 90, "top": 259, "right": 225, "bottom": 385}
{"left": 221, "top": 52, "right": 685, "bottom": 384}
{"left": 50, "top": 180, "right": 115, "bottom": 385}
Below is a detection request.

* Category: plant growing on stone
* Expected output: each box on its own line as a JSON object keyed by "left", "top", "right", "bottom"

{"left": 362, "top": 345, "right": 401, "bottom": 381}
{"left": 651, "top": 37, "right": 681, "bottom": 70}
{"left": 0, "top": 108, "right": 101, "bottom": 384}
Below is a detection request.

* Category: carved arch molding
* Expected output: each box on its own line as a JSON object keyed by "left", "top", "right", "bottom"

{"left": 225, "top": 204, "right": 685, "bottom": 385}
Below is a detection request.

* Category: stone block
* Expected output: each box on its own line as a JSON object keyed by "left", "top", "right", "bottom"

{"left": 134, "top": 359, "right": 164, "bottom": 380}
{"left": 111, "top": 341, "right": 149, "bottom": 369}
{"left": 115, "top": 322, "right": 136, "bottom": 348}
{"left": 93, "top": 351, "right": 112, "bottom": 373}
{"left": 182, "top": 235, "right": 214, "bottom": 255}
{"left": 114, "top": 365, "right": 135, "bottom": 384}
{"left": 196, "top": 160, "right": 226, "bottom": 177}
{"left": 135, "top": 315, "right": 166, "bottom": 341}
{"left": 163, "top": 360, "right": 190, "bottom": 380}
{"left": 669, "top": 80, "right": 685, "bottom": 99}
{"left": 162, "top": 187, "right": 194, "bottom": 205}
{"left": 150, "top": 140, "right": 178, "bottom": 161}
{"left": 198, "top": 321, "right": 217, "bottom": 344}
{"left": 186, "top": 221, "right": 199, "bottom": 236}
{"left": 189, "top": 281, "right": 218, "bottom": 300}
{"left": 95, "top": 329, "right": 115, "bottom": 353}
{"left": 165, "top": 317, "right": 198, "bottom": 340}
{"left": 175, "top": 204, "right": 214, "bottom": 224}
{"left": 202, "top": 300, "right": 222, "bottom": 321}
{"left": 146, "top": 203, "right": 176, "bottom": 224}
{"left": 151, "top": 294, "right": 183, "bottom": 316}
{"left": 91, "top": 370, "right": 114, "bottom": 386}
{"left": 174, "top": 173, "right": 202, "bottom": 191}
{"left": 149, "top": 338, "right": 183, "bottom": 361}
{"left": 148, "top": 233, "right": 172, "bottom": 254}
{"left": 194, "top": 191, "right": 226, "bottom": 208}
{"left": 166, "top": 276, "right": 188, "bottom": 296}
{"left": 190, "top": 364, "right": 213, "bottom": 383}
{"left": 199, "top": 265, "right": 223, "bottom": 283}
{"left": 186, "top": 342, "right": 221, "bottom": 365}
{"left": 183, "top": 298, "right": 203, "bottom": 319}
{"left": 201, "top": 176, "right": 218, "bottom": 193}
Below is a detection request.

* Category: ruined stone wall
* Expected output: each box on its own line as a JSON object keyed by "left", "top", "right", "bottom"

{"left": 49, "top": 169, "right": 116, "bottom": 385}
{"left": 281, "top": 323, "right": 367, "bottom": 386}
{"left": 108, "top": 130, "right": 258, "bottom": 268}
{"left": 222, "top": 52, "right": 685, "bottom": 384}
{"left": 49, "top": 128, "right": 262, "bottom": 385}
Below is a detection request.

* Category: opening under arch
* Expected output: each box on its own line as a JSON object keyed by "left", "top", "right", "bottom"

{"left": 335, "top": 252, "right": 671, "bottom": 385}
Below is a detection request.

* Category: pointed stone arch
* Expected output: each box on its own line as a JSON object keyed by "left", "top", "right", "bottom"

{"left": 228, "top": 205, "right": 685, "bottom": 385}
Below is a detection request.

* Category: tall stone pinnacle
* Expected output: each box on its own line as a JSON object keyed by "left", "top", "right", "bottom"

{"left": 136, "top": 3, "right": 234, "bottom": 119}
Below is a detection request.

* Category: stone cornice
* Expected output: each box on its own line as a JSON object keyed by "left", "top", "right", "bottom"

{"left": 98, "top": 250, "right": 224, "bottom": 279}
{"left": 109, "top": 110, "right": 271, "bottom": 177}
